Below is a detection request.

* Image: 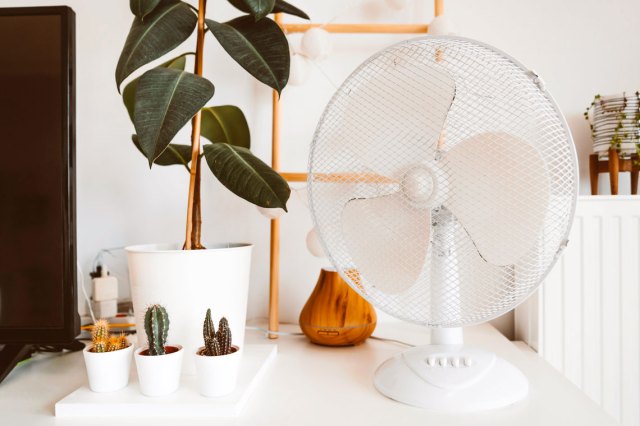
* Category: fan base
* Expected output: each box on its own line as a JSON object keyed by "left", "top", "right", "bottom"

{"left": 374, "top": 344, "right": 528, "bottom": 412}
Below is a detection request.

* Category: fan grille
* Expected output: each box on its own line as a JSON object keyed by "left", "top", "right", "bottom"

{"left": 308, "top": 37, "right": 577, "bottom": 327}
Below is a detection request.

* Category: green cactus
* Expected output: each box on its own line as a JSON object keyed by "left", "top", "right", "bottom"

{"left": 217, "top": 317, "right": 232, "bottom": 355}
{"left": 144, "top": 304, "right": 169, "bottom": 356}
{"left": 201, "top": 309, "right": 233, "bottom": 356}
{"left": 91, "top": 319, "right": 109, "bottom": 343}
{"left": 93, "top": 340, "right": 107, "bottom": 353}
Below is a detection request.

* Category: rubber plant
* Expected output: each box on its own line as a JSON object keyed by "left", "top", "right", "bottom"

{"left": 117, "top": 0, "right": 309, "bottom": 249}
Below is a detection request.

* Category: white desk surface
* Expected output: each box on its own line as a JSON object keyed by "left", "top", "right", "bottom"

{"left": 0, "top": 322, "right": 616, "bottom": 426}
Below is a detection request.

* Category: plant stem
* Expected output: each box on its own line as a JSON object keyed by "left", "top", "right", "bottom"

{"left": 184, "top": 0, "right": 207, "bottom": 250}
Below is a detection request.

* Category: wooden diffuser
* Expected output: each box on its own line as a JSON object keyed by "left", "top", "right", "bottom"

{"left": 299, "top": 269, "right": 376, "bottom": 346}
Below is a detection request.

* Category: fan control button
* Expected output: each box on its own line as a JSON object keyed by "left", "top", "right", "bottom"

{"left": 451, "top": 357, "right": 460, "bottom": 367}
{"left": 438, "top": 357, "right": 448, "bottom": 367}
{"left": 425, "top": 357, "right": 436, "bottom": 366}
{"left": 464, "top": 356, "right": 473, "bottom": 367}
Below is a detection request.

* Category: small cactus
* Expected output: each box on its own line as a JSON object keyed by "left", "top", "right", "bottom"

{"left": 217, "top": 317, "right": 232, "bottom": 356}
{"left": 93, "top": 340, "right": 107, "bottom": 353}
{"left": 201, "top": 309, "right": 233, "bottom": 356}
{"left": 90, "top": 319, "right": 130, "bottom": 352}
{"left": 91, "top": 319, "right": 109, "bottom": 343}
{"left": 144, "top": 304, "right": 169, "bottom": 356}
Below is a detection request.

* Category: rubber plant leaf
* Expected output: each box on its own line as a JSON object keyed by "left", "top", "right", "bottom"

{"left": 129, "top": 0, "right": 162, "bottom": 20}
{"left": 134, "top": 67, "right": 214, "bottom": 167}
{"left": 122, "top": 52, "right": 192, "bottom": 122}
{"left": 116, "top": 0, "right": 197, "bottom": 90}
{"left": 203, "top": 143, "right": 290, "bottom": 211}
{"left": 226, "top": 0, "right": 275, "bottom": 21}
{"left": 132, "top": 134, "right": 192, "bottom": 169}
{"left": 273, "top": 0, "right": 309, "bottom": 19}
{"left": 201, "top": 106, "right": 251, "bottom": 149}
{"left": 206, "top": 16, "right": 289, "bottom": 95}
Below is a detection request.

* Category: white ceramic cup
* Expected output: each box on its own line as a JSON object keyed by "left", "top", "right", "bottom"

{"left": 134, "top": 344, "right": 184, "bottom": 397}
{"left": 194, "top": 345, "right": 242, "bottom": 397}
{"left": 83, "top": 344, "right": 133, "bottom": 392}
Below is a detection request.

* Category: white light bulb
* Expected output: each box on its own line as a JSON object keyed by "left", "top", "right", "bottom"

{"left": 289, "top": 53, "right": 311, "bottom": 86}
{"left": 306, "top": 228, "right": 326, "bottom": 258}
{"left": 300, "top": 28, "right": 332, "bottom": 60}
{"left": 256, "top": 206, "right": 285, "bottom": 219}
{"left": 428, "top": 15, "right": 457, "bottom": 36}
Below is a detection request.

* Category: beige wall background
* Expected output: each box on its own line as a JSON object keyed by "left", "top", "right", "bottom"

{"left": 3, "top": 0, "right": 638, "bottom": 330}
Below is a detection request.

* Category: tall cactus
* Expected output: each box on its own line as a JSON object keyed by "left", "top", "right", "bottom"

{"left": 92, "top": 319, "right": 109, "bottom": 343}
{"left": 201, "top": 309, "right": 233, "bottom": 356}
{"left": 144, "top": 304, "right": 169, "bottom": 356}
{"left": 217, "top": 317, "right": 232, "bottom": 356}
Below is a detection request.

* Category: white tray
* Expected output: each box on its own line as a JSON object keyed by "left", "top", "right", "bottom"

{"left": 55, "top": 344, "right": 276, "bottom": 418}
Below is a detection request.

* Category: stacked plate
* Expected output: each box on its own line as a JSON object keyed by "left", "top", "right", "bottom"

{"left": 587, "top": 92, "right": 640, "bottom": 156}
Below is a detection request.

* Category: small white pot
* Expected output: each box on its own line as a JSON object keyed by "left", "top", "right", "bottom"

{"left": 134, "top": 344, "right": 184, "bottom": 397}
{"left": 83, "top": 344, "right": 133, "bottom": 393}
{"left": 194, "top": 345, "right": 242, "bottom": 397}
{"left": 127, "top": 243, "right": 252, "bottom": 375}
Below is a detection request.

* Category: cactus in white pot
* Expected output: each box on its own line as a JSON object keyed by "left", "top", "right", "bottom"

{"left": 195, "top": 308, "right": 241, "bottom": 397}
{"left": 82, "top": 319, "right": 133, "bottom": 392}
{"left": 134, "top": 305, "right": 184, "bottom": 397}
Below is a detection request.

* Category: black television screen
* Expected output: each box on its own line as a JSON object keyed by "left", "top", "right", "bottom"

{"left": 0, "top": 7, "right": 77, "bottom": 345}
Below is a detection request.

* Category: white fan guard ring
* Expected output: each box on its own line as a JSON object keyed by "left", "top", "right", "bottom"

{"left": 307, "top": 36, "right": 578, "bottom": 328}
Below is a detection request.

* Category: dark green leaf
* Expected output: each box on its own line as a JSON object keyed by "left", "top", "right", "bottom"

{"left": 130, "top": 0, "right": 162, "bottom": 19}
{"left": 206, "top": 16, "right": 289, "bottom": 94}
{"left": 273, "top": 0, "right": 309, "bottom": 19}
{"left": 201, "top": 106, "right": 250, "bottom": 148}
{"left": 116, "top": 0, "right": 197, "bottom": 90}
{"left": 122, "top": 52, "right": 191, "bottom": 122}
{"left": 132, "top": 134, "right": 192, "bottom": 169}
{"left": 134, "top": 68, "right": 214, "bottom": 167}
{"left": 227, "top": 0, "right": 309, "bottom": 20}
{"left": 227, "top": 0, "right": 275, "bottom": 21}
{"left": 203, "top": 143, "right": 290, "bottom": 211}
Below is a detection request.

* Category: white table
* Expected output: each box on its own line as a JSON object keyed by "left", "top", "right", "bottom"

{"left": 0, "top": 322, "right": 616, "bottom": 425}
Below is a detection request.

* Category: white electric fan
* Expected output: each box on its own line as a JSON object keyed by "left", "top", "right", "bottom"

{"left": 307, "top": 36, "right": 577, "bottom": 411}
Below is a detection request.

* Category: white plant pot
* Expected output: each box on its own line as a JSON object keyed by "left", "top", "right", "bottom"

{"left": 83, "top": 344, "right": 133, "bottom": 393}
{"left": 194, "top": 345, "right": 242, "bottom": 397}
{"left": 126, "top": 243, "right": 252, "bottom": 375}
{"left": 134, "top": 344, "right": 184, "bottom": 397}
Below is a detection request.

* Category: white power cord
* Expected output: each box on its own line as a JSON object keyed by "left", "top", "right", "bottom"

{"left": 77, "top": 261, "right": 96, "bottom": 324}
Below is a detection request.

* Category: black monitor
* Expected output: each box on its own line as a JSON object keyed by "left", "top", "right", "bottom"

{"left": 0, "top": 6, "right": 78, "bottom": 383}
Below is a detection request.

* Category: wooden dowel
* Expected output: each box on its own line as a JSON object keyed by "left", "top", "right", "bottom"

{"left": 281, "top": 172, "right": 396, "bottom": 184}
{"left": 435, "top": 0, "right": 444, "bottom": 17}
{"left": 268, "top": 13, "right": 283, "bottom": 340}
{"left": 282, "top": 23, "right": 428, "bottom": 34}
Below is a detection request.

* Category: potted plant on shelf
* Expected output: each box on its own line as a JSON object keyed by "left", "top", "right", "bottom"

{"left": 194, "top": 309, "right": 241, "bottom": 397}
{"left": 118, "top": 0, "right": 309, "bottom": 374}
{"left": 83, "top": 319, "right": 133, "bottom": 392}
{"left": 134, "top": 305, "right": 184, "bottom": 396}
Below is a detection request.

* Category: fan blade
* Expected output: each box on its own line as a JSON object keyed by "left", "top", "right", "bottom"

{"left": 341, "top": 193, "right": 430, "bottom": 294}
{"left": 443, "top": 132, "right": 550, "bottom": 266}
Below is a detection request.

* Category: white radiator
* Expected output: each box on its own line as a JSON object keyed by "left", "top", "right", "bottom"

{"left": 515, "top": 196, "right": 640, "bottom": 425}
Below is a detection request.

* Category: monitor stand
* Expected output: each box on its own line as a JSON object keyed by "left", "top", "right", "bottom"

{"left": 0, "top": 344, "right": 33, "bottom": 384}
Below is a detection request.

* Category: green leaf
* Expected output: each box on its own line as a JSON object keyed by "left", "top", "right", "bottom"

{"left": 206, "top": 16, "right": 289, "bottom": 94}
{"left": 227, "top": 0, "right": 309, "bottom": 20}
{"left": 134, "top": 68, "right": 214, "bottom": 167}
{"left": 203, "top": 143, "right": 290, "bottom": 211}
{"left": 122, "top": 52, "right": 191, "bottom": 122}
{"left": 227, "top": 0, "right": 275, "bottom": 21}
{"left": 132, "top": 134, "right": 192, "bottom": 169}
{"left": 116, "top": 0, "right": 197, "bottom": 90}
{"left": 273, "top": 0, "right": 309, "bottom": 19}
{"left": 129, "top": 0, "right": 162, "bottom": 19}
{"left": 201, "top": 106, "right": 250, "bottom": 149}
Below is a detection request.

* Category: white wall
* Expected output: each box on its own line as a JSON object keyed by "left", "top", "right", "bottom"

{"left": 5, "top": 0, "right": 639, "bottom": 325}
